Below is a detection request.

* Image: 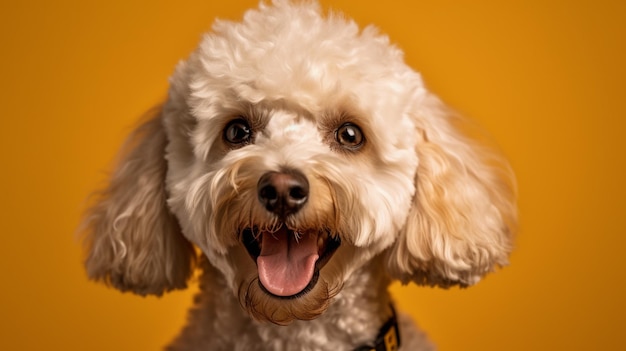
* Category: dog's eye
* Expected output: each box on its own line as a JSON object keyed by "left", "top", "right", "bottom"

{"left": 335, "top": 123, "right": 364, "bottom": 150}
{"left": 224, "top": 119, "right": 252, "bottom": 145}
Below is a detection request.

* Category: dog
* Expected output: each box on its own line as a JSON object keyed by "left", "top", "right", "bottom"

{"left": 81, "top": 1, "right": 517, "bottom": 350}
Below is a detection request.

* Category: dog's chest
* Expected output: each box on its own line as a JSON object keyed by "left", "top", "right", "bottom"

{"left": 219, "top": 312, "right": 374, "bottom": 351}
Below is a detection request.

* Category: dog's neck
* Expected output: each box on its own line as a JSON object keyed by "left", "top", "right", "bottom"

{"left": 168, "top": 255, "right": 396, "bottom": 351}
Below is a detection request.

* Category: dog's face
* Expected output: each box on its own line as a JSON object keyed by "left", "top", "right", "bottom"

{"left": 82, "top": 1, "right": 516, "bottom": 326}
{"left": 164, "top": 3, "right": 421, "bottom": 323}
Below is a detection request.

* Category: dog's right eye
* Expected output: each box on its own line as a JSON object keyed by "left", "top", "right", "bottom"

{"left": 224, "top": 119, "right": 252, "bottom": 145}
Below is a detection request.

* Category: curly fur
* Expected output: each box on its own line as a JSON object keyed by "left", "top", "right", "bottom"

{"left": 81, "top": 1, "right": 517, "bottom": 350}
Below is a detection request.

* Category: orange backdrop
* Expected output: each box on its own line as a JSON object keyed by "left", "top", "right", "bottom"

{"left": 1, "top": 0, "right": 624, "bottom": 350}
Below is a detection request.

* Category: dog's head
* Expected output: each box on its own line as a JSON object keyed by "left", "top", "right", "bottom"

{"left": 82, "top": 1, "right": 516, "bottom": 325}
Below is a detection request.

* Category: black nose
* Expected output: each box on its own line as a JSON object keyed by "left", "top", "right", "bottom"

{"left": 257, "top": 170, "right": 309, "bottom": 217}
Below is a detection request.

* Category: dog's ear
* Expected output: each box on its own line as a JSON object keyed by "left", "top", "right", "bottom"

{"left": 81, "top": 111, "right": 196, "bottom": 296}
{"left": 386, "top": 94, "right": 517, "bottom": 288}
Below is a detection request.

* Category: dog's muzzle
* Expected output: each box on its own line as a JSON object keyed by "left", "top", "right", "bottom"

{"left": 241, "top": 170, "right": 340, "bottom": 298}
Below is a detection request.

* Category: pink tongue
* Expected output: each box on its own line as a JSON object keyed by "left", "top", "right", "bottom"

{"left": 257, "top": 227, "right": 319, "bottom": 297}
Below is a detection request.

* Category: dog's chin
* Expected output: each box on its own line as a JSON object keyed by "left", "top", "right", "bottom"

{"left": 238, "top": 226, "right": 342, "bottom": 325}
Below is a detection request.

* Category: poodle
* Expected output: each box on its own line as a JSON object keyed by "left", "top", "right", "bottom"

{"left": 81, "top": 1, "right": 517, "bottom": 350}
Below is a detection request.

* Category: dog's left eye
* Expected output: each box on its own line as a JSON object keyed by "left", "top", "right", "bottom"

{"left": 335, "top": 123, "right": 364, "bottom": 150}
{"left": 224, "top": 119, "right": 252, "bottom": 145}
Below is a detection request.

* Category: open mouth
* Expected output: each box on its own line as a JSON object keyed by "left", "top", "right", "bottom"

{"left": 242, "top": 226, "right": 341, "bottom": 298}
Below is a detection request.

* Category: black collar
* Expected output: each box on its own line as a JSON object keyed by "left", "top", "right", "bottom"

{"left": 354, "top": 305, "right": 401, "bottom": 351}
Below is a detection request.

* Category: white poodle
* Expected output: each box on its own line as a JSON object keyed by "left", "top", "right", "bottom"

{"left": 81, "top": 1, "right": 517, "bottom": 350}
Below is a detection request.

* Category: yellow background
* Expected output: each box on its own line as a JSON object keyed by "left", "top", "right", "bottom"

{"left": 1, "top": 0, "right": 624, "bottom": 350}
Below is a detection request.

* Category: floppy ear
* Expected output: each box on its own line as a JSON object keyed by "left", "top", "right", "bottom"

{"left": 386, "top": 94, "right": 517, "bottom": 288}
{"left": 81, "top": 111, "right": 196, "bottom": 296}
